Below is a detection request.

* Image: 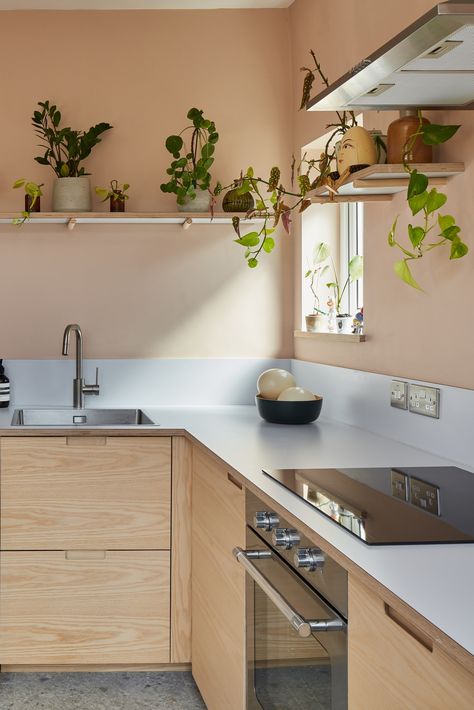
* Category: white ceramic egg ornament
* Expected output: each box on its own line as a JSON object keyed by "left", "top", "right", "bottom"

{"left": 257, "top": 369, "right": 296, "bottom": 400}
{"left": 277, "top": 386, "right": 315, "bottom": 401}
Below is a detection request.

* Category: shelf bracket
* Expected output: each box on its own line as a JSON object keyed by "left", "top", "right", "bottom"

{"left": 67, "top": 217, "right": 77, "bottom": 231}
{"left": 182, "top": 217, "right": 193, "bottom": 230}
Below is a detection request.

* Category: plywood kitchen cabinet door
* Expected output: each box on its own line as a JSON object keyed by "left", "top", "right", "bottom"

{"left": 191, "top": 446, "right": 246, "bottom": 710}
{"left": 0, "top": 550, "right": 170, "bottom": 665}
{"left": 0, "top": 437, "right": 171, "bottom": 550}
{"left": 348, "top": 575, "right": 474, "bottom": 709}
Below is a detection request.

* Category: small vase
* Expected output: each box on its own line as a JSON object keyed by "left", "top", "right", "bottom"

{"left": 305, "top": 314, "right": 326, "bottom": 333}
{"left": 53, "top": 177, "right": 91, "bottom": 212}
{"left": 222, "top": 185, "right": 255, "bottom": 213}
{"left": 110, "top": 196, "right": 125, "bottom": 213}
{"left": 25, "top": 194, "right": 41, "bottom": 213}
{"left": 387, "top": 110, "right": 433, "bottom": 164}
{"left": 178, "top": 187, "right": 210, "bottom": 213}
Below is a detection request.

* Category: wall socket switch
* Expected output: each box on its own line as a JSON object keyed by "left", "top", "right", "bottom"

{"left": 390, "top": 380, "right": 408, "bottom": 409}
{"left": 408, "top": 383, "right": 440, "bottom": 419}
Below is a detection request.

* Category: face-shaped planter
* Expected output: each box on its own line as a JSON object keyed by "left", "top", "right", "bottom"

{"left": 336, "top": 127, "right": 377, "bottom": 175}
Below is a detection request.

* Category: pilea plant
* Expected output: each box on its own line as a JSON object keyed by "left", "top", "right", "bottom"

{"left": 388, "top": 113, "right": 468, "bottom": 290}
{"left": 32, "top": 100, "right": 112, "bottom": 177}
{"left": 160, "top": 108, "right": 219, "bottom": 206}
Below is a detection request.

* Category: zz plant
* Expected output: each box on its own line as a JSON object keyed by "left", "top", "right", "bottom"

{"left": 160, "top": 108, "right": 219, "bottom": 206}
{"left": 32, "top": 100, "right": 112, "bottom": 177}
{"left": 388, "top": 114, "right": 468, "bottom": 290}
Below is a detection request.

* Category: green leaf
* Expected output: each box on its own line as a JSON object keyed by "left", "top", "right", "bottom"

{"left": 407, "top": 170, "right": 428, "bottom": 199}
{"left": 388, "top": 216, "right": 398, "bottom": 247}
{"left": 201, "top": 143, "right": 214, "bottom": 160}
{"left": 313, "top": 241, "right": 330, "bottom": 264}
{"left": 246, "top": 167, "right": 254, "bottom": 178}
{"left": 408, "top": 224, "right": 425, "bottom": 248}
{"left": 394, "top": 260, "right": 422, "bottom": 290}
{"left": 12, "top": 179, "right": 25, "bottom": 189}
{"left": 248, "top": 258, "right": 258, "bottom": 268}
{"left": 235, "top": 232, "right": 260, "bottom": 247}
{"left": 425, "top": 189, "right": 447, "bottom": 215}
{"left": 186, "top": 108, "right": 201, "bottom": 121}
{"left": 348, "top": 254, "right": 363, "bottom": 281}
{"left": 441, "top": 224, "right": 461, "bottom": 241}
{"left": 304, "top": 269, "right": 312, "bottom": 278}
{"left": 60, "top": 163, "right": 70, "bottom": 177}
{"left": 421, "top": 124, "right": 460, "bottom": 146}
{"left": 450, "top": 239, "right": 468, "bottom": 259}
{"left": 264, "top": 228, "right": 275, "bottom": 236}
{"left": 438, "top": 214, "right": 455, "bottom": 232}
{"left": 256, "top": 200, "right": 266, "bottom": 211}
{"left": 165, "top": 135, "right": 183, "bottom": 155}
{"left": 408, "top": 191, "right": 428, "bottom": 216}
{"left": 208, "top": 132, "right": 219, "bottom": 144}
{"left": 262, "top": 237, "right": 275, "bottom": 253}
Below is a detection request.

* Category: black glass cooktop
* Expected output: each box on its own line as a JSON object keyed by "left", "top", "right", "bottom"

{"left": 263, "top": 466, "right": 474, "bottom": 545}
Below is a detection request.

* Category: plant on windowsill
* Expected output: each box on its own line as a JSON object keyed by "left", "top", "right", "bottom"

{"left": 32, "top": 100, "right": 112, "bottom": 212}
{"left": 12, "top": 179, "right": 44, "bottom": 226}
{"left": 304, "top": 242, "right": 330, "bottom": 332}
{"left": 388, "top": 112, "right": 468, "bottom": 290}
{"left": 160, "top": 108, "right": 219, "bottom": 212}
{"left": 95, "top": 180, "right": 130, "bottom": 213}
{"left": 324, "top": 247, "right": 363, "bottom": 334}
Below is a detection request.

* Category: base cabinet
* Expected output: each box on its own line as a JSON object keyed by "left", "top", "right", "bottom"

{"left": 348, "top": 576, "right": 474, "bottom": 710}
{"left": 0, "top": 550, "right": 170, "bottom": 665}
{"left": 191, "top": 446, "right": 246, "bottom": 710}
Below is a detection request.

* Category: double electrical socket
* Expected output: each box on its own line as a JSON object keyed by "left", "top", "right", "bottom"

{"left": 390, "top": 380, "right": 440, "bottom": 419}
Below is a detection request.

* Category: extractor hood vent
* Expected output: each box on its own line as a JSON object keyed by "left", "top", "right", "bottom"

{"left": 307, "top": 3, "right": 474, "bottom": 111}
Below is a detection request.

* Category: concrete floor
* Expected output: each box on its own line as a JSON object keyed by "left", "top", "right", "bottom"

{"left": 0, "top": 672, "right": 206, "bottom": 710}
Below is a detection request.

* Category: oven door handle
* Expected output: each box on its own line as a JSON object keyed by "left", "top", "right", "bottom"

{"left": 233, "top": 547, "right": 346, "bottom": 638}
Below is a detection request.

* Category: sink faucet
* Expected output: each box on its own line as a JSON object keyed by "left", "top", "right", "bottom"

{"left": 62, "top": 324, "right": 100, "bottom": 408}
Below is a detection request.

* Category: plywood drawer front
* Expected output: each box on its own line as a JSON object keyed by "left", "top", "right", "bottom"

{"left": 0, "top": 550, "right": 170, "bottom": 665}
{"left": 0, "top": 437, "right": 171, "bottom": 550}
{"left": 348, "top": 576, "right": 474, "bottom": 710}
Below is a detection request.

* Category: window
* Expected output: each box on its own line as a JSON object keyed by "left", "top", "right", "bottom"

{"left": 338, "top": 202, "right": 364, "bottom": 316}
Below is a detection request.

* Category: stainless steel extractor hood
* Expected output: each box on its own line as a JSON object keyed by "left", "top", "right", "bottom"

{"left": 307, "top": 2, "right": 474, "bottom": 111}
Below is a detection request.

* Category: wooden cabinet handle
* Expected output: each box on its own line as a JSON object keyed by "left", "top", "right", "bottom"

{"left": 384, "top": 603, "right": 433, "bottom": 652}
{"left": 66, "top": 436, "right": 107, "bottom": 446}
{"left": 65, "top": 550, "right": 107, "bottom": 560}
{"left": 227, "top": 472, "right": 243, "bottom": 490}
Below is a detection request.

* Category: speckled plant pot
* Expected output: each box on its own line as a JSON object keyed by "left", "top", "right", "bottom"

{"left": 53, "top": 177, "right": 92, "bottom": 212}
{"left": 336, "top": 315, "right": 353, "bottom": 334}
{"left": 178, "top": 188, "right": 210, "bottom": 213}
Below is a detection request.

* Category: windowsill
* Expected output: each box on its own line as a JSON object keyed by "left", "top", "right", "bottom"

{"left": 294, "top": 330, "right": 366, "bottom": 342}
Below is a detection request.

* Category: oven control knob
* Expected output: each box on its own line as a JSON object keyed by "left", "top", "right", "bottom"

{"left": 294, "top": 547, "right": 325, "bottom": 572}
{"left": 272, "top": 528, "right": 300, "bottom": 549}
{"left": 254, "top": 511, "right": 280, "bottom": 532}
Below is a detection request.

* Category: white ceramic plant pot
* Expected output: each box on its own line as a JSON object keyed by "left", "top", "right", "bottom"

{"left": 305, "top": 314, "right": 327, "bottom": 333}
{"left": 336, "top": 315, "right": 353, "bottom": 335}
{"left": 53, "top": 177, "right": 92, "bottom": 212}
{"left": 178, "top": 187, "right": 210, "bottom": 213}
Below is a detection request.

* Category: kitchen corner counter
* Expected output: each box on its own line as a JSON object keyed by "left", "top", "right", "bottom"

{"left": 1, "top": 404, "right": 473, "bottom": 658}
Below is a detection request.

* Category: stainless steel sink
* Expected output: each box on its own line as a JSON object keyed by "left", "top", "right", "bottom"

{"left": 11, "top": 408, "right": 156, "bottom": 427}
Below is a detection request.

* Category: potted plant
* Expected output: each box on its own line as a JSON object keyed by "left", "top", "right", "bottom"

{"left": 304, "top": 242, "right": 330, "bottom": 332}
{"left": 95, "top": 180, "right": 130, "bottom": 212}
{"left": 325, "top": 250, "right": 363, "bottom": 334}
{"left": 12, "top": 179, "right": 44, "bottom": 226}
{"left": 32, "top": 100, "right": 112, "bottom": 212}
{"left": 160, "top": 108, "right": 219, "bottom": 212}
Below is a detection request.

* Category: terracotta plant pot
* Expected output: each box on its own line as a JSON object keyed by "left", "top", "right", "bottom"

{"left": 387, "top": 110, "right": 433, "bottom": 164}
{"left": 53, "top": 177, "right": 91, "bottom": 212}
{"left": 305, "top": 314, "right": 326, "bottom": 333}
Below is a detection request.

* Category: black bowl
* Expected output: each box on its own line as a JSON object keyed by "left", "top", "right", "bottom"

{"left": 255, "top": 394, "right": 323, "bottom": 425}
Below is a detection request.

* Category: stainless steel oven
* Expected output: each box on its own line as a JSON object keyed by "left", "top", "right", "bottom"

{"left": 234, "top": 490, "right": 348, "bottom": 710}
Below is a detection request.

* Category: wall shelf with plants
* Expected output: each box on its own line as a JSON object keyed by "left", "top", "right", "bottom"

{"left": 308, "top": 163, "right": 465, "bottom": 201}
{"left": 294, "top": 331, "right": 366, "bottom": 343}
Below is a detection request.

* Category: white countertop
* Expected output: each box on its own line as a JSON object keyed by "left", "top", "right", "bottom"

{"left": 1, "top": 404, "right": 473, "bottom": 656}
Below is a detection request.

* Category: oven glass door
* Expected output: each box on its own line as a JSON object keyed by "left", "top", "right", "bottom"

{"left": 242, "top": 529, "right": 347, "bottom": 710}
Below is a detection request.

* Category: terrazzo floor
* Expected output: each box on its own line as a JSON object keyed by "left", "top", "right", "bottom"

{"left": 0, "top": 671, "right": 206, "bottom": 709}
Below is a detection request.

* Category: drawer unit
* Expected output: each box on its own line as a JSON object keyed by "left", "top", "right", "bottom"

{"left": 0, "top": 550, "right": 170, "bottom": 665}
{"left": 0, "top": 437, "right": 171, "bottom": 550}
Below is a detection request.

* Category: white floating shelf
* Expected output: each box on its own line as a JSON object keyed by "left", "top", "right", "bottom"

{"left": 309, "top": 163, "right": 465, "bottom": 202}
{"left": 0, "top": 211, "right": 265, "bottom": 230}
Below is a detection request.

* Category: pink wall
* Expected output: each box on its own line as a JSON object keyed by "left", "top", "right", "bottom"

{"left": 290, "top": 0, "right": 474, "bottom": 389}
{"left": 0, "top": 10, "right": 293, "bottom": 358}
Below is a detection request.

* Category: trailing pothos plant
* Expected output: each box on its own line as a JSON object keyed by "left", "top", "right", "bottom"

{"left": 388, "top": 113, "right": 468, "bottom": 290}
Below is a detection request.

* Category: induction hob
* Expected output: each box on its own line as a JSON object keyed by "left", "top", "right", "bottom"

{"left": 263, "top": 466, "right": 474, "bottom": 545}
